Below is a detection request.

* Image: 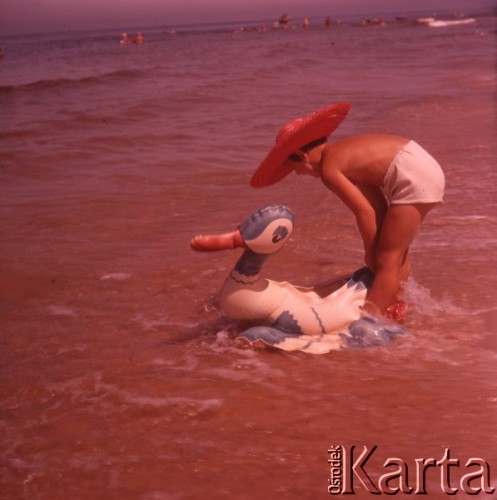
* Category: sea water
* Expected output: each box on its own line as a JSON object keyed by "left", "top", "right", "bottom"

{"left": 1, "top": 12, "right": 496, "bottom": 499}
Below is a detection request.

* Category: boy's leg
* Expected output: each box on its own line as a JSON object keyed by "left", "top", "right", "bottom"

{"left": 399, "top": 251, "right": 411, "bottom": 282}
{"left": 364, "top": 203, "right": 436, "bottom": 315}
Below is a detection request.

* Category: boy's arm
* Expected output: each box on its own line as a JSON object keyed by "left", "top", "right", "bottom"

{"left": 321, "top": 168, "right": 378, "bottom": 269}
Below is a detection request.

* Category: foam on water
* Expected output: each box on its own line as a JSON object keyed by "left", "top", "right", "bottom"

{"left": 403, "top": 277, "right": 466, "bottom": 319}
{"left": 100, "top": 272, "right": 132, "bottom": 280}
{"left": 47, "top": 305, "right": 77, "bottom": 316}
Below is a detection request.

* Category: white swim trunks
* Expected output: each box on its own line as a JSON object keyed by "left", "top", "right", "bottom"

{"left": 381, "top": 141, "right": 445, "bottom": 205}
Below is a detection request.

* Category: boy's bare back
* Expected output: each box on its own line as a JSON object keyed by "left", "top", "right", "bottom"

{"left": 322, "top": 134, "right": 410, "bottom": 186}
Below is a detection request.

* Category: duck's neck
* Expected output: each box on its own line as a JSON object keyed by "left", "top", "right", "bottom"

{"left": 234, "top": 249, "right": 270, "bottom": 278}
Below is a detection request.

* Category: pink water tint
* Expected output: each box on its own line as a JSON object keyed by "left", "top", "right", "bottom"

{"left": 1, "top": 15, "right": 497, "bottom": 498}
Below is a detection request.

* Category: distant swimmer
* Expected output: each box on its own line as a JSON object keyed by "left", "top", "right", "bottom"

{"left": 278, "top": 13, "right": 290, "bottom": 29}
{"left": 120, "top": 32, "right": 131, "bottom": 45}
{"left": 120, "top": 32, "right": 144, "bottom": 45}
{"left": 134, "top": 32, "right": 144, "bottom": 44}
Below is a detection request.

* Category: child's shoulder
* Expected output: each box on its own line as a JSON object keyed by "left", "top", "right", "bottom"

{"left": 325, "top": 135, "right": 410, "bottom": 166}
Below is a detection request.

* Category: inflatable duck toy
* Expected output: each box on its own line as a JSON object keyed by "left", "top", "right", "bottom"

{"left": 191, "top": 205, "right": 406, "bottom": 354}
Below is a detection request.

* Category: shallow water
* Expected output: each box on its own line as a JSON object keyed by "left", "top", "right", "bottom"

{"left": 1, "top": 12, "right": 497, "bottom": 498}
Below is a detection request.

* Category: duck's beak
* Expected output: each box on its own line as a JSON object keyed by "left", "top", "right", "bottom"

{"left": 190, "top": 229, "right": 245, "bottom": 252}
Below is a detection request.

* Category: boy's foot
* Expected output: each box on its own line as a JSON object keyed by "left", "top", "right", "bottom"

{"left": 385, "top": 300, "right": 408, "bottom": 323}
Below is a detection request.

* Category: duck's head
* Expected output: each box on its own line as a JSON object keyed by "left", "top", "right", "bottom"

{"left": 240, "top": 205, "right": 295, "bottom": 255}
{"left": 190, "top": 205, "right": 295, "bottom": 254}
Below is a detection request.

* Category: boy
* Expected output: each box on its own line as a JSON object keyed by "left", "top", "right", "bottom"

{"left": 250, "top": 103, "right": 445, "bottom": 318}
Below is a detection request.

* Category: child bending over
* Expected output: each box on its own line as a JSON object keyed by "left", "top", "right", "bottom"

{"left": 250, "top": 103, "right": 445, "bottom": 318}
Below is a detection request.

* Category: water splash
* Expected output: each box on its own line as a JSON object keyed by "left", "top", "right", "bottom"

{"left": 403, "top": 277, "right": 466, "bottom": 320}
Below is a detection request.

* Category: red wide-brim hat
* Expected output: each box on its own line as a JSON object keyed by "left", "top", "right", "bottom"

{"left": 250, "top": 102, "right": 350, "bottom": 188}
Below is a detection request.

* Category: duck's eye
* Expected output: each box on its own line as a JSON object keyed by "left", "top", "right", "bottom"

{"left": 272, "top": 225, "right": 288, "bottom": 244}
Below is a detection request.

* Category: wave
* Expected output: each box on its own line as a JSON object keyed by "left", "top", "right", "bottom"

{"left": 0, "top": 69, "right": 144, "bottom": 94}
